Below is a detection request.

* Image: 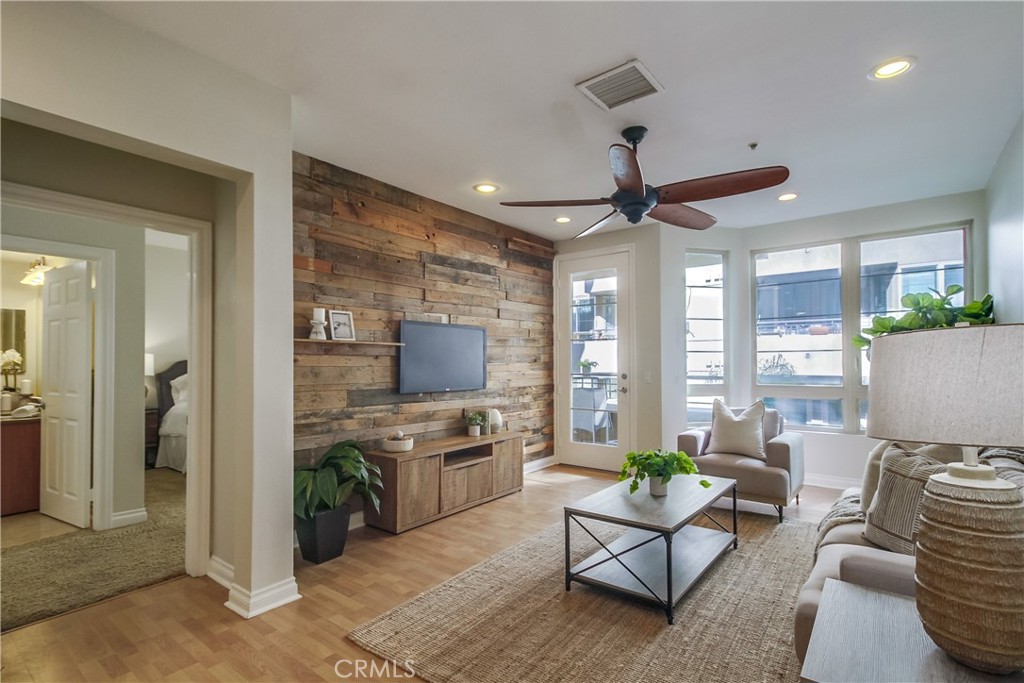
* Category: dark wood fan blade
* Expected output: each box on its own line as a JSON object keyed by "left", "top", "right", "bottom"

{"left": 573, "top": 210, "right": 620, "bottom": 239}
{"left": 609, "top": 144, "right": 645, "bottom": 195}
{"left": 656, "top": 166, "right": 790, "bottom": 204}
{"left": 500, "top": 198, "right": 612, "bottom": 207}
{"left": 648, "top": 203, "right": 717, "bottom": 230}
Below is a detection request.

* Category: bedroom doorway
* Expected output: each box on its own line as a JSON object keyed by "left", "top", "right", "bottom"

{"left": 2, "top": 182, "right": 213, "bottom": 578}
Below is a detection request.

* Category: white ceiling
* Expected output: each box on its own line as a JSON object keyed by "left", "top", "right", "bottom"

{"left": 93, "top": 2, "right": 1023, "bottom": 242}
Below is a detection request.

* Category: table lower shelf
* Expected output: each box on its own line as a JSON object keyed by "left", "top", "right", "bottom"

{"left": 569, "top": 524, "right": 735, "bottom": 606}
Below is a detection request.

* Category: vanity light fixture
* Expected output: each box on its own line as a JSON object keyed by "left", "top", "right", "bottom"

{"left": 869, "top": 56, "right": 916, "bottom": 80}
{"left": 473, "top": 183, "right": 499, "bottom": 194}
{"left": 778, "top": 192, "right": 799, "bottom": 202}
{"left": 19, "top": 257, "right": 54, "bottom": 286}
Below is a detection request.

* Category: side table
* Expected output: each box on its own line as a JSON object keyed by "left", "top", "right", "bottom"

{"left": 145, "top": 408, "right": 160, "bottom": 468}
{"left": 801, "top": 579, "right": 1024, "bottom": 683}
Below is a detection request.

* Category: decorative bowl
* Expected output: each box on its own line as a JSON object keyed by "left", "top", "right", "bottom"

{"left": 381, "top": 437, "right": 414, "bottom": 453}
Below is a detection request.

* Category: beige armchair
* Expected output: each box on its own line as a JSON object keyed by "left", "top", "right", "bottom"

{"left": 678, "top": 408, "right": 804, "bottom": 522}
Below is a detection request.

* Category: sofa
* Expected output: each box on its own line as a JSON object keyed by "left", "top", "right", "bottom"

{"left": 794, "top": 441, "right": 1024, "bottom": 662}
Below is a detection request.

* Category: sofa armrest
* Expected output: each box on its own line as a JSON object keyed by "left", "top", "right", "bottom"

{"left": 766, "top": 431, "right": 804, "bottom": 489}
{"left": 678, "top": 427, "right": 711, "bottom": 457}
{"left": 839, "top": 552, "right": 916, "bottom": 597}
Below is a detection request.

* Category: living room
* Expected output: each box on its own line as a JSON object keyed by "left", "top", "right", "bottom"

{"left": 2, "top": 2, "right": 1022, "bottom": 682}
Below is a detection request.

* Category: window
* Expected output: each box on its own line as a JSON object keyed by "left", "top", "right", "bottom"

{"left": 754, "top": 225, "right": 968, "bottom": 432}
{"left": 685, "top": 252, "right": 726, "bottom": 425}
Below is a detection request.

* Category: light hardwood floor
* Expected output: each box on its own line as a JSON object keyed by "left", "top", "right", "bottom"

{"left": 0, "top": 466, "right": 840, "bottom": 682}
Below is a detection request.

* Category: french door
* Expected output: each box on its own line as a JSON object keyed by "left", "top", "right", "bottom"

{"left": 555, "top": 249, "right": 633, "bottom": 471}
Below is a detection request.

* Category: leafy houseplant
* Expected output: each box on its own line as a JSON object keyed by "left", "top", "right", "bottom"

{"left": 619, "top": 449, "right": 712, "bottom": 496}
{"left": 294, "top": 439, "right": 382, "bottom": 564}
{"left": 466, "top": 411, "right": 486, "bottom": 436}
{"left": 852, "top": 286, "right": 994, "bottom": 350}
{"left": 577, "top": 359, "right": 599, "bottom": 375}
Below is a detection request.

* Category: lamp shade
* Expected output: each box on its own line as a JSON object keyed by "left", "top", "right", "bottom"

{"left": 144, "top": 353, "right": 155, "bottom": 377}
{"left": 866, "top": 324, "right": 1024, "bottom": 448}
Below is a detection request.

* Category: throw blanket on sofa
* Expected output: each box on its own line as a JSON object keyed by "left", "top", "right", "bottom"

{"left": 981, "top": 447, "right": 1024, "bottom": 488}
{"left": 814, "top": 487, "right": 864, "bottom": 557}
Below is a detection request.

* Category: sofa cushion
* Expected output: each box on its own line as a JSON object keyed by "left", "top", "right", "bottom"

{"left": 707, "top": 400, "right": 766, "bottom": 460}
{"left": 863, "top": 444, "right": 947, "bottom": 555}
{"left": 861, "top": 440, "right": 961, "bottom": 513}
{"left": 689, "top": 452, "right": 789, "bottom": 500}
{"left": 818, "top": 522, "right": 880, "bottom": 550}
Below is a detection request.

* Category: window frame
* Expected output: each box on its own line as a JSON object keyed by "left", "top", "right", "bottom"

{"left": 684, "top": 249, "right": 728, "bottom": 426}
{"left": 749, "top": 221, "right": 971, "bottom": 434}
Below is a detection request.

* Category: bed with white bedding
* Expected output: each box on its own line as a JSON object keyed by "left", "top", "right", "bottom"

{"left": 155, "top": 360, "right": 188, "bottom": 473}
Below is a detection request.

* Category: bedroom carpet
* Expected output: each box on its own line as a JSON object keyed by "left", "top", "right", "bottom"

{"left": 349, "top": 511, "right": 816, "bottom": 683}
{"left": 1, "top": 469, "right": 186, "bottom": 632}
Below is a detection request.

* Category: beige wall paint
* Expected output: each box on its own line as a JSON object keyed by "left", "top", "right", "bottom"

{"left": 144, "top": 241, "right": 190, "bottom": 407}
{"left": 986, "top": 115, "right": 1024, "bottom": 323}
{"left": 2, "top": 2, "right": 296, "bottom": 613}
{"left": 2, "top": 204, "right": 147, "bottom": 514}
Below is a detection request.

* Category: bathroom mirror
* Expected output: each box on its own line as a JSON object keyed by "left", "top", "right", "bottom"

{"left": 0, "top": 309, "right": 26, "bottom": 362}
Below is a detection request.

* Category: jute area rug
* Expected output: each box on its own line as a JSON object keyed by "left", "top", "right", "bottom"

{"left": 1, "top": 468, "right": 186, "bottom": 631}
{"left": 350, "top": 511, "right": 816, "bottom": 683}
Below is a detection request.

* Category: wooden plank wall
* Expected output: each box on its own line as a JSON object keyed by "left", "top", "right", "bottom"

{"left": 293, "top": 153, "right": 555, "bottom": 467}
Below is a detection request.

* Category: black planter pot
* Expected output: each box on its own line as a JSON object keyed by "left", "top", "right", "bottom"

{"left": 295, "top": 505, "right": 351, "bottom": 564}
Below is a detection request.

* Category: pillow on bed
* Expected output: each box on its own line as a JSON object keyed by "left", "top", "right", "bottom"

{"left": 170, "top": 374, "right": 189, "bottom": 404}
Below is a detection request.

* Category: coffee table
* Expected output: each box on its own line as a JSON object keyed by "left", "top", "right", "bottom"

{"left": 564, "top": 474, "right": 737, "bottom": 624}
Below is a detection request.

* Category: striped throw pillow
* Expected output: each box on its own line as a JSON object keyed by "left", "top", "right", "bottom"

{"left": 863, "top": 443, "right": 948, "bottom": 555}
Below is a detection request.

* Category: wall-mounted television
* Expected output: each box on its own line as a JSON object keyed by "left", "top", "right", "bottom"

{"left": 399, "top": 321, "right": 487, "bottom": 394}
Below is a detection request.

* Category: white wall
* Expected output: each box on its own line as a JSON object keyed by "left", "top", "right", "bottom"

{"left": 2, "top": 2, "right": 297, "bottom": 616}
{"left": 145, "top": 239, "right": 190, "bottom": 408}
{"left": 986, "top": 115, "right": 1024, "bottom": 323}
{"left": 2, "top": 205, "right": 147, "bottom": 515}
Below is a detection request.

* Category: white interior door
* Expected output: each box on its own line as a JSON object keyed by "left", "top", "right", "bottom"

{"left": 40, "top": 262, "right": 92, "bottom": 528}
{"left": 556, "top": 250, "right": 633, "bottom": 471}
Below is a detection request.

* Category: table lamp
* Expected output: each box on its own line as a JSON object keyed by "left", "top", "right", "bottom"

{"left": 867, "top": 323, "right": 1024, "bottom": 674}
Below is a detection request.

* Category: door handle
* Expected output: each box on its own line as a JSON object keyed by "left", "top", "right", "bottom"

{"left": 618, "top": 387, "right": 628, "bottom": 394}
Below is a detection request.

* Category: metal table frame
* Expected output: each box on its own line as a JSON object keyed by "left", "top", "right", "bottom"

{"left": 564, "top": 481, "right": 737, "bottom": 624}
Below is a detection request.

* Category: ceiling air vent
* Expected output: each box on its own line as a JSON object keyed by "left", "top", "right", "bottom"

{"left": 575, "top": 59, "right": 665, "bottom": 111}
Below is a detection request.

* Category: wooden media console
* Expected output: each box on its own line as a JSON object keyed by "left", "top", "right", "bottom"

{"left": 365, "top": 432, "right": 524, "bottom": 534}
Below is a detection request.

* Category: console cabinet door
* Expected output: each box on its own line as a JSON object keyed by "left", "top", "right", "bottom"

{"left": 492, "top": 437, "right": 523, "bottom": 494}
{"left": 398, "top": 455, "right": 441, "bottom": 530}
{"left": 441, "top": 461, "right": 493, "bottom": 512}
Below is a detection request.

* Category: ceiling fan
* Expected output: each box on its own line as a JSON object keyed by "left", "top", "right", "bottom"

{"left": 500, "top": 126, "right": 790, "bottom": 239}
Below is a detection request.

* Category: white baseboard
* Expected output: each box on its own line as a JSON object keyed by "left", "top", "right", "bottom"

{"left": 225, "top": 577, "right": 301, "bottom": 619}
{"left": 108, "top": 507, "right": 148, "bottom": 528}
{"left": 207, "top": 555, "right": 234, "bottom": 589}
{"left": 524, "top": 455, "right": 556, "bottom": 473}
{"left": 805, "top": 473, "right": 861, "bottom": 490}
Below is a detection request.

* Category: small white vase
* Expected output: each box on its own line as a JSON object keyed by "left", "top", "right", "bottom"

{"left": 468, "top": 425, "right": 481, "bottom": 437}
{"left": 649, "top": 477, "right": 669, "bottom": 496}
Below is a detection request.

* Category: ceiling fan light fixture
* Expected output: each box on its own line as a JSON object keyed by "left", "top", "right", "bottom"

{"left": 869, "top": 56, "right": 916, "bottom": 80}
{"left": 554, "top": 216, "right": 571, "bottom": 224}
{"left": 778, "top": 192, "right": 799, "bottom": 202}
{"left": 473, "top": 183, "right": 499, "bottom": 194}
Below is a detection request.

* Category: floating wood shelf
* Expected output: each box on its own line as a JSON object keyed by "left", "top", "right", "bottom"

{"left": 294, "top": 338, "right": 404, "bottom": 346}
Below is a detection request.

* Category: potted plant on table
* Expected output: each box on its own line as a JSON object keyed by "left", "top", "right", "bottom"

{"left": 466, "top": 411, "right": 486, "bottom": 437}
{"left": 294, "top": 439, "right": 382, "bottom": 564}
{"left": 619, "top": 449, "right": 711, "bottom": 496}
{"left": 577, "top": 359, "right": 599, "bottom": 375}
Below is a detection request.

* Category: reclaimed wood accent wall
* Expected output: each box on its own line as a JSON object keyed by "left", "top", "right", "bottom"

{"left": 293, "top": 153, "right": 555, "bottom": 466}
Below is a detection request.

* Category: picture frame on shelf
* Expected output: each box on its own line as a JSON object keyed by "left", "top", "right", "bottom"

{"left": 329, "top": 310, "right": 356, "bottom": 341}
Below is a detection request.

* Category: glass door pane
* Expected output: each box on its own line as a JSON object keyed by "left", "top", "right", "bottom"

{"left": 570, "top": 269, "right": 617, "bottom": 446}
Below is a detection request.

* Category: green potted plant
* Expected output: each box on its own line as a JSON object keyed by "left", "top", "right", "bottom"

{"left": 852, "top": 286, "right": 994, "bottom": 350}
{"left": 466, "top": 411, "right": 486, "bottom": 437}
{"left": 294, "top": 439, "right": 382, "bottom": 564}
{"left": 619, "top": 448, "right": 712, "bottom": 496}
{"left": 578, "top": 359, "right": 599, "bottom": 375}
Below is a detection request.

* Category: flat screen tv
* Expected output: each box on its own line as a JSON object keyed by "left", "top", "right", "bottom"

{"left": 399, "top": 321, "right": 487, "bottom": 394}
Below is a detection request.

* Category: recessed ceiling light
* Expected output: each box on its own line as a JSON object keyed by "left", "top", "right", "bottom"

{"left": 554, "top": 216, "right": 571, "bottom": 224}
{"left": 778, "top": 192, "right": 799, "bottom": 202}
{"left": 473, "top": 183, "right": 499, "bottom": 194}
{"left": 868, "top": 56, "right": 916, "bottom": 80}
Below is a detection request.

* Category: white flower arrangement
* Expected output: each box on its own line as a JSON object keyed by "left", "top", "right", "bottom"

{"left": 1, "top": 348, "right": 23, "bottom": 388}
